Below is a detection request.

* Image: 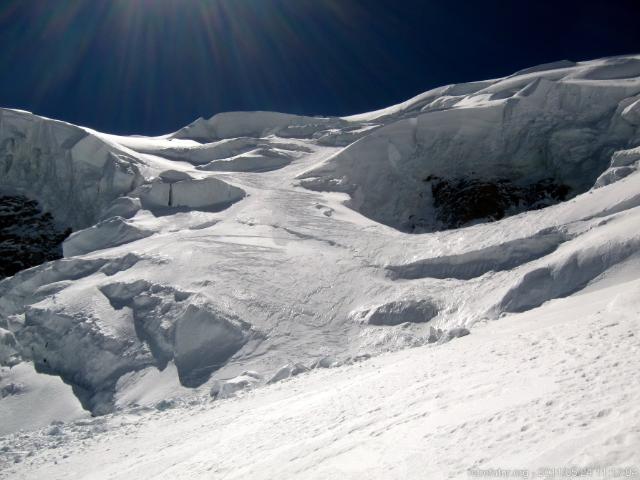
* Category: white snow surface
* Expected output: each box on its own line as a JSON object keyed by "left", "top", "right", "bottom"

{"left": 1, "top": 55, "right": 640, "bottom": 478}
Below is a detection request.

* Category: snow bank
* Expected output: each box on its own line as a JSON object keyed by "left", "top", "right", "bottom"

{"left": 498, "top": 209, "right": 640, "bottom": 313}
{"left": 386, "top": 228, "right": 567, "bottom": 280}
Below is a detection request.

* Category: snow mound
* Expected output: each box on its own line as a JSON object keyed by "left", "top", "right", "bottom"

{"left": 98, "top": 196, "right": 141, "bottom": 221}
{"left": 138, "top": 177, "right": 245, "bottom": 213}
{"left": 351, "top": 299, "right": 438, "bottom": 326}
{"left": 7, "top": 278, "right": 255, "bottom": 413}
{"left": 210, "top": 371, "right": 262, "bottom": 399}
{"left": 99, "top": 282, "right": 255, "bottom": 389}
{"left": 63, "top": 217, "right": 153, "bottom": 256}
{"left": 1, "top": 252, "right": 255, "bottom": 415}
{"left": 266, "top": 363, "right": 309, "bottom": 384}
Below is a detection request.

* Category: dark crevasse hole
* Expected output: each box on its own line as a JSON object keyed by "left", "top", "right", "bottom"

{"left": 0, "top": 194, "right": 71, "bottom": 279}
{"left": 408, "top": 176, "right": 572, "bottom": 232}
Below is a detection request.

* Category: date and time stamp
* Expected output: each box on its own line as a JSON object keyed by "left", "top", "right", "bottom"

{"left": 468, "top": 466, "right": 639, "bottom": 479}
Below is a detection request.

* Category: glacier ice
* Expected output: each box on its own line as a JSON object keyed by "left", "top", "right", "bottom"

{"left": 1, "top": 55, "right": 640, "bottom": 463}
{"left": 0, "top": 109, "right": 144, "bottom": 229}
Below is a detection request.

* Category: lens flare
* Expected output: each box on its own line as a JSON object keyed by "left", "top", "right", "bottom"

{"left": 0, "top": 0, "right": 403, "bottom": 134}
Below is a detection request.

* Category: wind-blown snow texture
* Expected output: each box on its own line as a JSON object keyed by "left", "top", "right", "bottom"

{"left": 1, "top": 55, "right": 640, "bottom": 479}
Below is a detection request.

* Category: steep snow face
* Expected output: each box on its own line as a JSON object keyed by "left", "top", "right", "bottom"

{"left": 300, "top": 56, "right": 640, "bottom": 231}
{"left": 1, "top": 55, "right": 640, "bottom": 443}
{"left": 0, "top": 109, "right": 145, "bottom": 229}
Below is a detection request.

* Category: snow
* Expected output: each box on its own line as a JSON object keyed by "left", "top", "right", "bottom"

{"left": 173, "top": 300, "right": 253, "bottom": 388}
{"left": 350, "top": 299, "right": 438, "bottom": 326}
{"left": 211, "top": 370, "right": 262, "bottom": 398}
{"left": 137, "top": 177, "right": 245, "bottom": 212}
{"left": 63, "top": 217, "right": 153, "bottom": 256}
{"left": 1, "top": 54, "right": 640, "bottom": 478}
{"left": 113, "top": 362, "right": 194, "bottom": 409}
{"left": 2, "top": 276, "right": 640, "bottom": 478}
{"left": 0, "top": 363, "right": 87, "bottom": 436}
{"left": 266, "top": 363, "right": 308, "bottom": 384}
{"left": 170, "top": 111, "right": 341, "bottom": 142}
{"left": 300, "top": 59, "right": 640, "bottom": 232}
{"left": 0, "top": 109, "right": 144, "bottom": 229}
{"left": 622, "top": 97, "right": 640, "bottom": 125}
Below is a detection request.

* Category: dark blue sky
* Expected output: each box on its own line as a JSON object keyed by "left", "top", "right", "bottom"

{"left": 1, "top": 0, "right": 639, "bottom": 135}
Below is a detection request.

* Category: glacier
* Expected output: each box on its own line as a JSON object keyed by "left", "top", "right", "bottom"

{"left": 1, "top": 55, "right": 640, "bottom": 479}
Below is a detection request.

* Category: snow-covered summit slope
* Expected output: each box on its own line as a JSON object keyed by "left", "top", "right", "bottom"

{"left": 1, "top": 54, "right": 640, "bottom": 473}
{"left": 301, "top": 55, "right": 640, "bottom": 232}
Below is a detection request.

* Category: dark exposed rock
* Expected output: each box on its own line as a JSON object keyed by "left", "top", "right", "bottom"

{"left": 0, "top": 195, "right": 71, "bottom": 279}
{"left": 423, "top": 176, "right": 571, "bottom": 230}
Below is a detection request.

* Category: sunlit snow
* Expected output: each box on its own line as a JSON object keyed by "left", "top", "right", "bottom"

{"left": 1, "top": 55, "right": 640, "bottom": 479}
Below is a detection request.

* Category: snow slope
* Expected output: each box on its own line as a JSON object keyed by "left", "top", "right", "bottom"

{"left": 2, "top": 274, "right": 640, "bottom": 479}
{"left": 1, "top": 55, "right": 640, "bottom": 478}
